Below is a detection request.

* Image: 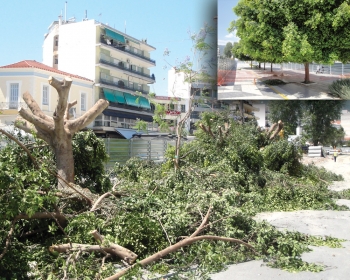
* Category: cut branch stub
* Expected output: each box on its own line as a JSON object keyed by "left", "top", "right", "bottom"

{"left": 50, "top": 229, "right": 138, "bottom": 264}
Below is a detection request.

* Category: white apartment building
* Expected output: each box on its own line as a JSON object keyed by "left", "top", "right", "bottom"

{"left": 0, "top": 60, "right": 93, "bottom": 128}
{"left": 42, "top": 17, "right": 156, "bottom": 138}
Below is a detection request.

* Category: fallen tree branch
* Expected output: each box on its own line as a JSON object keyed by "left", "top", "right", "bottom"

{"left": 104, "top": 234, "right": 256, "bottom": 280}
{"left": 90, "top": 190, "right": 125, "bottom": 212}
{"left": 49, "top": 242, "right": 138, "bottom": 264}
{"left": 104, "top": 207, "right": 256, "bottom": 280}
{"left": 0, "top": 128, "right": 39, "bottom": 169}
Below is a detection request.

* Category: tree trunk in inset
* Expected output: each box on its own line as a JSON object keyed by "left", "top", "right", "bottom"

{"left": 304, "top": 62, "right": 310, "bottom": 83}
{"left": 15, "top": 76, "right": 109, "bottom": 189}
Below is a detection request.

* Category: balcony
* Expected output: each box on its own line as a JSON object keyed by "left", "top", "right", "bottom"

{"left": 99, "top": 73, "right": 150, "bottom": 95}
{"left": 0, "top": 102, "right": 28, "bottom": 110}
{"left": 100, "top": 37, "right": 156, "bottom": 65}
{"left": 106, "top": 101, "right": 154, "bottom": 114}
{"left": 99, "top": 57, "right": 155, "bottom": 82}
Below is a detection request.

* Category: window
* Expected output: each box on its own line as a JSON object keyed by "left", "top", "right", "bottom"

{"left": 42, "top": 85, "right": 49, "bottom": 105}
{"left": 9, "top": 83, "right": 19, "bottom": 109}
{"left": 54, "top": 35, "right": 59, "bottom": 47}
{"left": 181, "top": 104, "right": 186, "bottom": 113}
{"left": 81, "top": 93, "right": 86, "bottom": 111}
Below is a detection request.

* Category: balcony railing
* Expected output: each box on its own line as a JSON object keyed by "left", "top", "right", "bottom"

{"left": 99, "top": 74, "right": 149, "bottom": 95}
{"left": 106, "top": 101, "right": 154, "bottom": 113}
{"left": 0, "top": 102, "right": 28, "bottom": 110}
{"left": 99, "top": 58, "right": 155, "bottom": 81}
{"left": 100, "top": 37, "right": 156, "bottom": 65}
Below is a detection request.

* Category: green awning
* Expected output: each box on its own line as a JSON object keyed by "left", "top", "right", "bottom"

{"left": 124, "top": 93, "right": 139, "bottom": 107}
{"left": 103, "top": 90, "right": 126, "bottom": 104}
{"left": 139, "top": 97, "right": 151, "bottom": 109}
{"left": 105, "top": 29, "right": 125, "bottom": 43}
{"left": 123, "top": 93, "right": 151, "bottom": 109}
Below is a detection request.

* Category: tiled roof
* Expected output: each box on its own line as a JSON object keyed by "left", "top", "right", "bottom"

{"left": 0, "top": 60, "right": 92, "bottom": 82}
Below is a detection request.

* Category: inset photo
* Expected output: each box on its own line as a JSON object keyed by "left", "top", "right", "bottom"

{"left": 218, "top": 0, "right": 350, "bottom": 100}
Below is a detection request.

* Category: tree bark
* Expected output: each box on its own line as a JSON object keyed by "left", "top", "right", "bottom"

{"left": 49, "top": 243, "right": 138, "bottom": 264}
{"left": 240, "top": 100, "right": 244, "bottom": 124}
{"left": 264, "top": 62, "right": 266, "bottom": 70}
{"left": 304, "top": 62, "right": 310, "bottom": 83}
{"left": 53, "top": 134, "right": 75, "bottom": 186}
{"left": 270, "top": 62, "right": 273, "bottom": 72}
{"left": 15, "top": 76, "right": 109, "bottom": 188}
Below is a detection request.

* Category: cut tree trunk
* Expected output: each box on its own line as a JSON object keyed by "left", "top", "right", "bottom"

{"left": 53, "top": 134, "right": 75, "bottom": 186}
{"left": 304, "top": 62, "right": 310, "bottom": 83}
{"left": 15, "top": 76, "right": 109, "bottom": 189}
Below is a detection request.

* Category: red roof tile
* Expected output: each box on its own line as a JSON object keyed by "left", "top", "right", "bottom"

{"left": 0, "top": 60, "right": 92, "bottom": 82}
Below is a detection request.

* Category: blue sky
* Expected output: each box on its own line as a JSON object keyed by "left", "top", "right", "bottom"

{"left": 0, "top": 0, "right": 216, "bottom": 96}
{"left": 218, "top": 0, "right": 239, "bottom": 46}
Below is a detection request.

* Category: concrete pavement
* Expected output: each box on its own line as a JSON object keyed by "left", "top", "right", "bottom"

{"left": 218, "top": 60, "right": 343, "bottom": 100}
{"left": 210, "top": 155, "right": 350, "bottom": 280}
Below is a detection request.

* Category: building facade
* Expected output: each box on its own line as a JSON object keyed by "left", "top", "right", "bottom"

{"left": 0, "top": 60, "right": 93, "bottom": 128}
{"left": 42, "top": 18, "right": 156, "bottom": 138}
{"left": 153, "top": 96, "right": 187, "bottom": 133}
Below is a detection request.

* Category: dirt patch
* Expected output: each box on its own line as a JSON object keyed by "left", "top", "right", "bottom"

{"left": 301, "top": 155, "right": 350, "bottom": 191}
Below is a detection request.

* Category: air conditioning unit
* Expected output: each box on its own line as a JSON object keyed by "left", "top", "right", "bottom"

{"left": 126, "top": 39, "right": 130, "bottom": 45}
{"left": 126, "top": 58, "right": 130, "bottom": 63}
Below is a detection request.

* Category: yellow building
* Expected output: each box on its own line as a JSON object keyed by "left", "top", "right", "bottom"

{"left": 0, "top": 60, "right": 94, "bottom": 127}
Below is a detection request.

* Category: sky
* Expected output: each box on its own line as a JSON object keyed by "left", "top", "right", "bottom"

{"left": 0, "top": 0, "right": 217, "bottom": 96}
{"left": 218, "top": 0, "right": 239, "bottom": 46}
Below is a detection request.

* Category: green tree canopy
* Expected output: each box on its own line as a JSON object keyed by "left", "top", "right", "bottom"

{"left": 231, "top": 41, "right": 253, "bottom": 61}
{"left": 268, "top": 101, "right": 303, "bottom": 136}
{"left": 269, "top": 100, "right": 345, "bottom": 146}
{"left": 230, "top": 0, "right": 350, "bottom": 82}
{"left": 224, "top": 42, "right": 233, "bottom": 58}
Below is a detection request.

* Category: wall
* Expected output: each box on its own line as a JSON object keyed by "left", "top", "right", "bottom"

{"left": 58, "top": 20, "right": 97, "bottom": 80}
{"left": 0, "top": 68, "right": 94, "bottom": 127}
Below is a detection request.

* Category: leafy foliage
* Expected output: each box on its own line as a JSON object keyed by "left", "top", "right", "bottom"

{"left": 268, "top": 100, "right": 345, "bottom": 146}
{"left": 231, "top": 0, "right": 350, "bottom": 81}
{"left": 224, "top": 42, "right": 233, "bottom": 58}
{"left": 0, "top": 112, "right": 347, "bottom": 278}
{"left": 328, "top": 78, "right": 350, "bottom": 99}
{"left": 72, "top": 130, "right": 111, "bottom": 193}
{"left": 262, "top": 140, "right": 302, "bottom": 176}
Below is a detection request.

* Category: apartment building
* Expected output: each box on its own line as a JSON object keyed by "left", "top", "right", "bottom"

{"left": 42, "top": 17, "right": 156, "bottom": 138}
{"left": 0, "top": 60, "right": 93, "bottom": 127}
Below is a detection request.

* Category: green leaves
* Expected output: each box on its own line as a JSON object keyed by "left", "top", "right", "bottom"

{"left": 282, "top": 23, "right": 314, "bottom": 63}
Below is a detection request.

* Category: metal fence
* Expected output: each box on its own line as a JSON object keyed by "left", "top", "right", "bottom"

{"left": 103, "top": 138, "right": 177, "bottom": 168}
{"left": 282, "top": 62, "right": 350, "bottom": 76}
